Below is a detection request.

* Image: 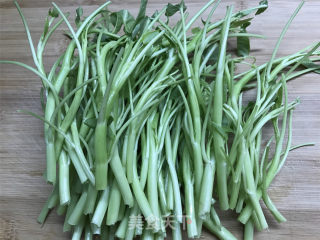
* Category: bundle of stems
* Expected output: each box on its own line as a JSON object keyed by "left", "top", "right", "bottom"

{"left": 2, "top": 0, "right": 319, "bottom": 239}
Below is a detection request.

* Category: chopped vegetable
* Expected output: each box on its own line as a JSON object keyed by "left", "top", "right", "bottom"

{"left": 1, "top": 0, "right": 319, "bottom": 239}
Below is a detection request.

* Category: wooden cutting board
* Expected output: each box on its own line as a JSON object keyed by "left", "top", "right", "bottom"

{"left": 0, "top": 0, "right": 319, "bottom": 239}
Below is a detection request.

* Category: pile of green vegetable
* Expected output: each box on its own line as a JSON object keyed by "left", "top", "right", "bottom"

{"left": 2, "top": 0, "right": 319, "bottom": 239}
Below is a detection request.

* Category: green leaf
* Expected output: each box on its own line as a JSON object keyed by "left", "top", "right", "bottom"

{"left": 256, "top": 0, "right": 268, "bottom": 15}
{"left": 235, "top": 9, "right": 255, "bottom": 18}
{"left": 236, "top": 20, "right": 251, "bottom": 57}
{"left": 75, "top": 7, "right": 83, "bottom": 27}
{"left": 100, "top": 10, "right": 112, "bottom": 32}
{"left": 48, "top": 8, "right": 59, "bottom": 18}
{"left": 237, "top": 32, "right": 250, "bottom": 57}
{"left": 165, "top": 1, "right": 186, "bottom": 17}
{"left": 118, "top": 10, "right": 135, "bottom": 34}
{"left": 130, "top": 0, "right": 150, "bottom": 38}
{"left": 132, "top": 16, "right": 148, "bottom": 39}
{"left": 110, "top": 12, "right": 123, "bottom": 34}
{"left": 302, "top": 59, "right": 320, "bottom": 74}
{"left": 232, "top": 18, "right": 253, "bottom": 28}
{"left": 136, "top": 0, "right": 148, "bottom": 22}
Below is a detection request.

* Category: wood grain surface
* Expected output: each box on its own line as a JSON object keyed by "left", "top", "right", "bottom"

{"left": 0, "top": 0, "right": 319, "bottom": 239}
